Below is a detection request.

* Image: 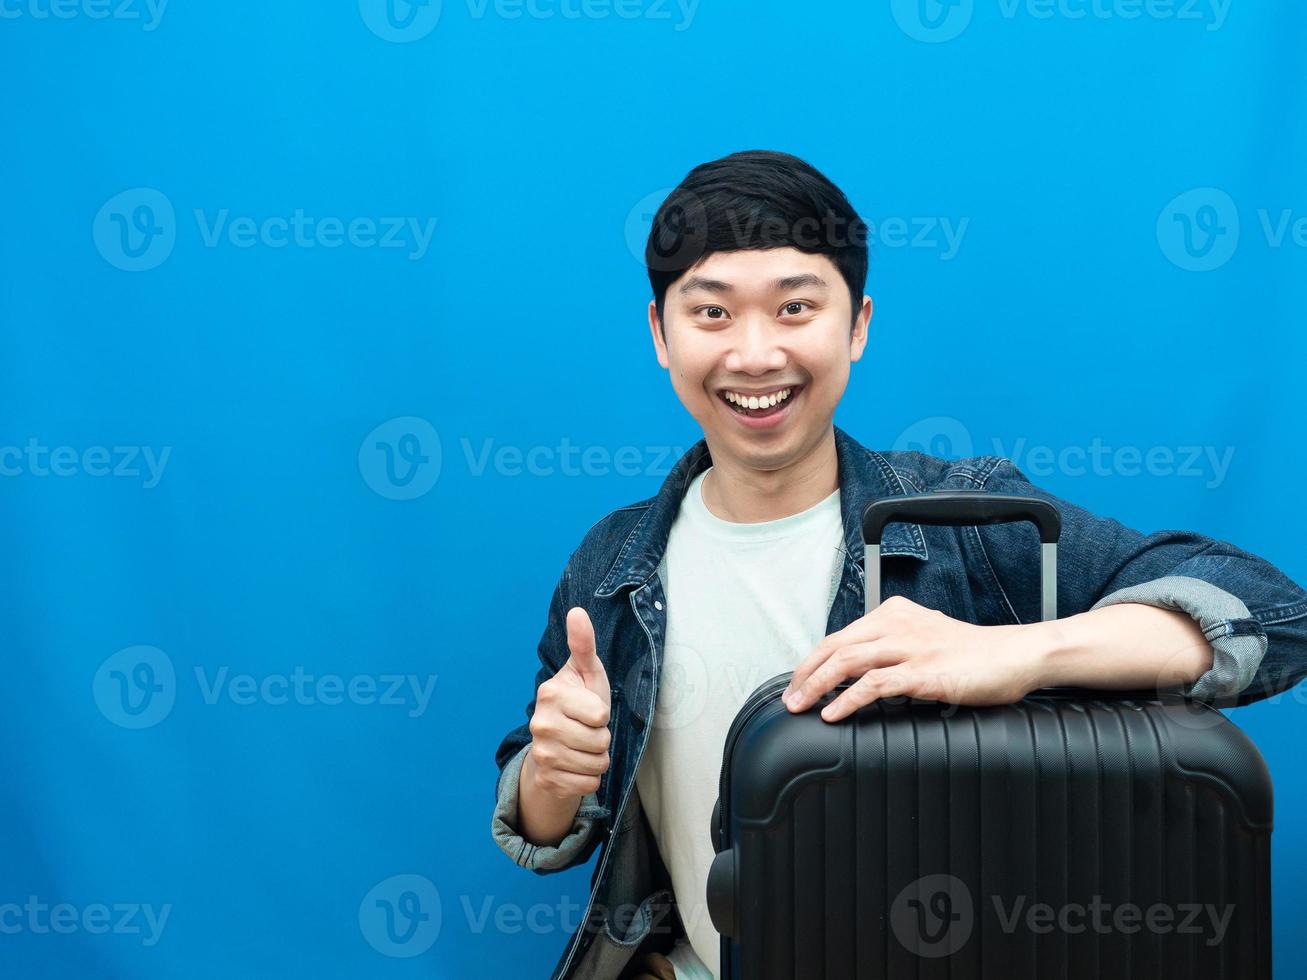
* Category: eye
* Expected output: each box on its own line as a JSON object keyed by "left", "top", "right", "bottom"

{"left": 697, "top": 305, "right": 729, "bottom": 319}
{"left": 781, "top": 301, "right": 811, "bottom": 316}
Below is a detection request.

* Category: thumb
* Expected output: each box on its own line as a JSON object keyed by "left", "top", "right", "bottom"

{"left": 565, "top": 606, "right": 610, "bottom": 701}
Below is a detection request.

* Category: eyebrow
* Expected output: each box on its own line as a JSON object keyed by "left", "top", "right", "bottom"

{"left": 678, "top": 273, "right": 831, "bottom": 295}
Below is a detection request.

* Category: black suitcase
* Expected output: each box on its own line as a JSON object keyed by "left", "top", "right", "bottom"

{"left": 707, "top": 492, "right": 1273, "bottom": 979}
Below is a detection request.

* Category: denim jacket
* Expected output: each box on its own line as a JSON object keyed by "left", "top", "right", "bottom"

{"left": 491, "top": 425, "right": 1307, "bottom": 980}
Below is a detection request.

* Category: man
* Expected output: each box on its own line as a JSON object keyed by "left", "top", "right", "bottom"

{"left": 491, "top": 150, "right": 1307, "bottom": 980}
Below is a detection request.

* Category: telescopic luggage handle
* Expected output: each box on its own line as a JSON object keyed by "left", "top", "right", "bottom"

{"left": 861, "top": 491, "right": 1061, "bottom": 621}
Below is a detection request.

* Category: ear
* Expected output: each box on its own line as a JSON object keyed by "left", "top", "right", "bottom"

{"left": 849, "top": 295, "right": 872, "bottom": 363}
{"left": 648, "top": 299, "right": 670, "bottom": 369}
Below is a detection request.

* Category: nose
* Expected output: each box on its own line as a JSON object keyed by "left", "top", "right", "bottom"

{"left": 723, "top": 316, "right": 787, "bottom": 376}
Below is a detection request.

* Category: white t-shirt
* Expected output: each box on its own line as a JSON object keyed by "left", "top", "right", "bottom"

{"left": 634, "top": 466, "right": 845, "bottom": 979}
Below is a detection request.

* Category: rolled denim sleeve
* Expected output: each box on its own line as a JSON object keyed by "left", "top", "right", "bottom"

{"left": 491, "top": 743, "right": 605, "bottom": 872}
{"left": 1090, "top": 575, "right": 1267, "bottom": 702}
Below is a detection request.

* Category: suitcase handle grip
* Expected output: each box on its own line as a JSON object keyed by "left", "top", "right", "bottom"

{"left": 861, "top": 492, "right": 1061, "bottom": 621}
{"left": 861, "top": 491, "right": 1061, "bottom": 545}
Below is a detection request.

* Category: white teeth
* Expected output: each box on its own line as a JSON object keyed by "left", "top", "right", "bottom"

{"left": 724, "top": 386, "right": 793, "bottom": 409}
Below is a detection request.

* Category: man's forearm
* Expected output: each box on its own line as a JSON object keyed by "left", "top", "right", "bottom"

{"left": 1028, "top": 602, "right": 1215, "bottom": 692}
{"left": 518, "top": 746, "right": 586, "bottom": 847}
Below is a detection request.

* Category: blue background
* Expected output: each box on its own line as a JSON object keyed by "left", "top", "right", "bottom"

{"left": 2, "top": 0, "right": 1304, "bottom": 976}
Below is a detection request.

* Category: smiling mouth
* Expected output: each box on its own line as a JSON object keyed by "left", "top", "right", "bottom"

{"left": 718, "top": 384, "right": 804, "bottom": 418}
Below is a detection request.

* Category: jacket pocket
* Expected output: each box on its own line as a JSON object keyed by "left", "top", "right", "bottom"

{"left": 567, "top": 888, "right": 674, "bottom": 980}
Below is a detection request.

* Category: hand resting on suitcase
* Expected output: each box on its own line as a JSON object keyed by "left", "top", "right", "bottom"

{"left": 781, "top": 594, "right": 1213, "bottom": 723}
{"left": 518, "top": 606, "right": 613, "bottom": 846}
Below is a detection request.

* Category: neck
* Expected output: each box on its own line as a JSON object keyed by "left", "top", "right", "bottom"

{"left": 701, "top": 427, "right": 839, "bottom": 523}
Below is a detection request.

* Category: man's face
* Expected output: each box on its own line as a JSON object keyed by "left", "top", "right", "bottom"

{"left": 648, "top": 246, "right": 871, "bottom": 473}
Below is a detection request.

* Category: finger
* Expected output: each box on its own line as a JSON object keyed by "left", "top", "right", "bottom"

{"left": 565, "top": 606, "right": 610, "bottom": 696}
{"left": 787, "top": 641, "right": 903, "bottom": 712}
{"left": 539, "top": 744, "right": 611, "bottom": 777}
{"left": 531, "top": 707, "right": 612, "bottom": 752}
{"left": 558, "top": 687, "right": 611, "bottom": 729}
{"left": 785, "top": 614, "right": 891, "bottom": 702}
{"left": 784, "top": 639, "right": 838, "bottom": 706}
{"left": 553, "top": 714, "right": 612, "bottom": 754}
{"left": 558, "top": 746, "right": 609, "bottom": 777}
{"left": 821, "top": 667, "right": 914, "bottom": 722}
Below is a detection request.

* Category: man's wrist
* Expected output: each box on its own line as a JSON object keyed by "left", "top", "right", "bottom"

{"left": 521, "top": 745, "right": 547, "bottom": 798}
{"left": 1014, "top": 615, "right": 1080, "bottom": 690}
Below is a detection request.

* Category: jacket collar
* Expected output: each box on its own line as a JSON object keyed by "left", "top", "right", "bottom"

{"left": 595, "top": 425, "right": 928, "bottom": 598}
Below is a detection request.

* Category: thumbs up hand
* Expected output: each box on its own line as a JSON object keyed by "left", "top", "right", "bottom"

{"left": 526, "top": 607, "right": 613, "bottom": 801}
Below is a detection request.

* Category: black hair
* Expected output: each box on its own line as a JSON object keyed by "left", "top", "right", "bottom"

{"left": 644, "top": 150, "right": 868, "bottom": 331}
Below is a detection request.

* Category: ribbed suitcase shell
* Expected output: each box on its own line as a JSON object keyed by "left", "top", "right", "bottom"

{"left": 708, "top": 674, "right": 1273, "bottom": 980}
